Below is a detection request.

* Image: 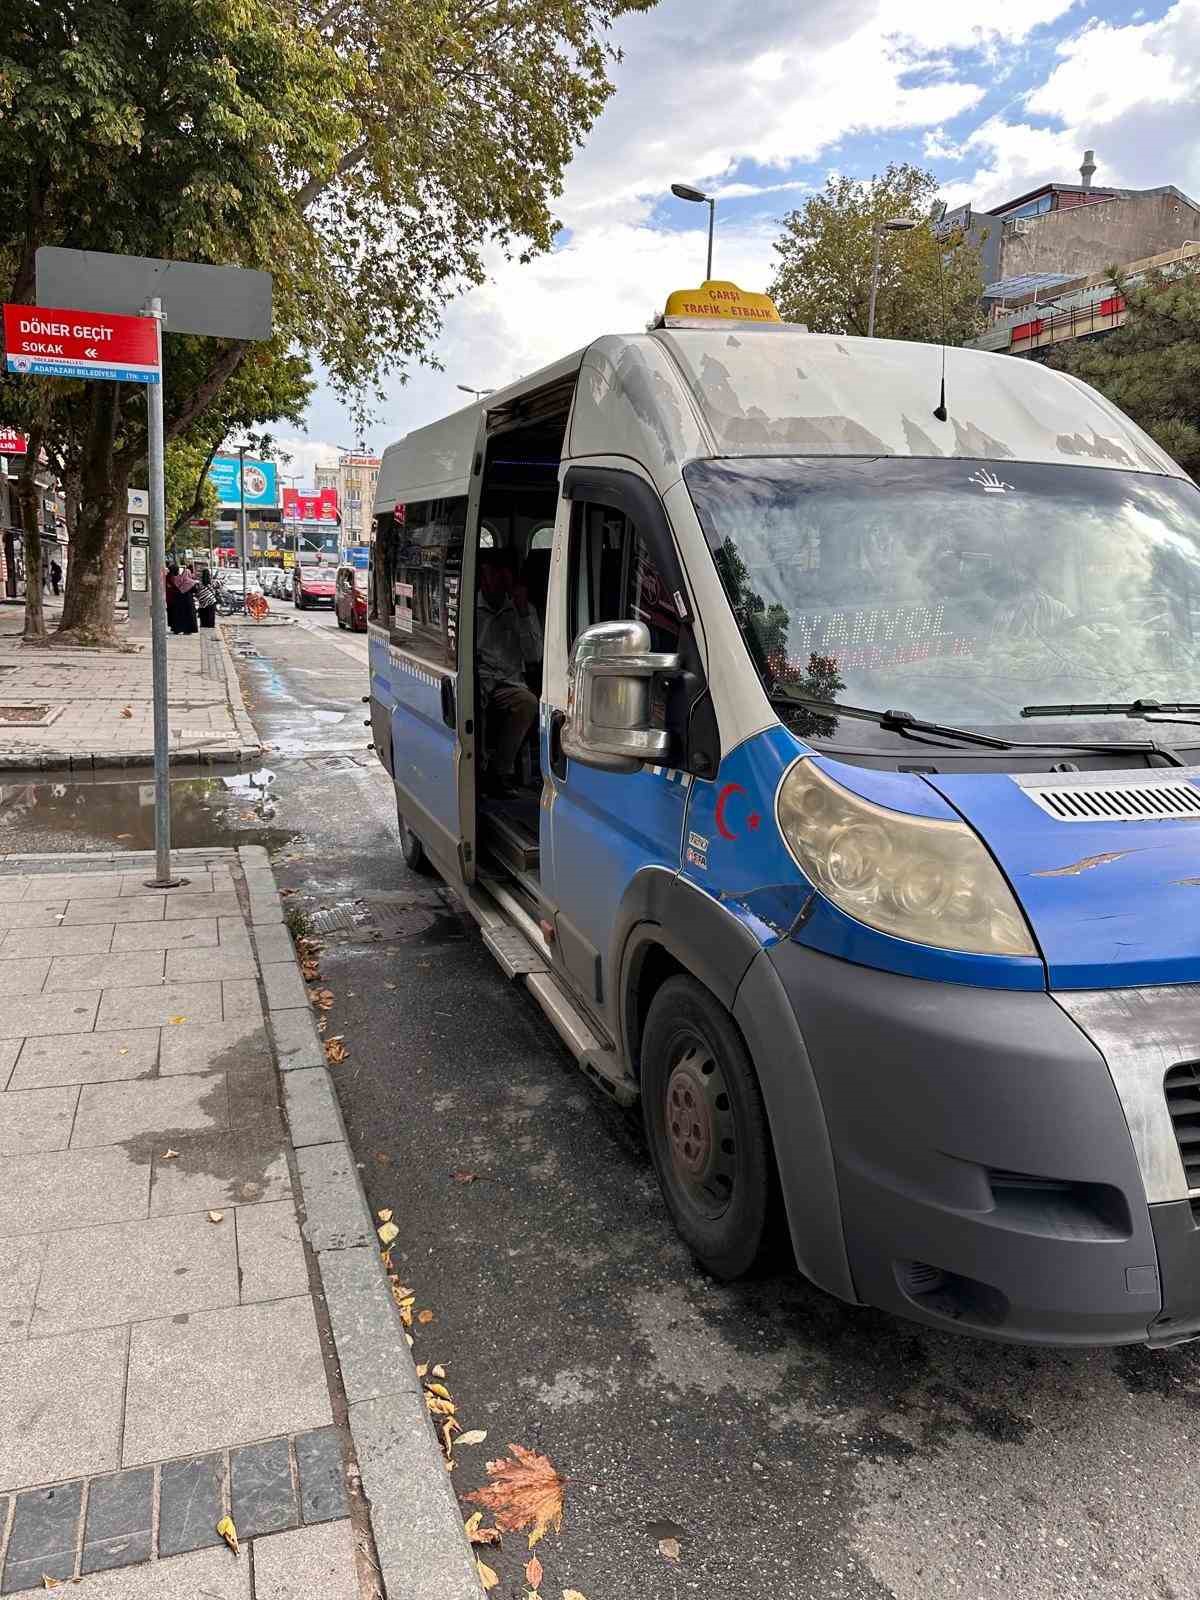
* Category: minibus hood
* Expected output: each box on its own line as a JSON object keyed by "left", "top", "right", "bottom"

{"left": 924, "top": 768, "right": 1200, "bottom": 989}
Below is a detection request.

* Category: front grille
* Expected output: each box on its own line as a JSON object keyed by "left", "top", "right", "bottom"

{"left": 1164, "top": 1061, "right": 1200, "bottom": 1187}
{"left": 1024, "top": 778, "right": 1200, "bottom": 823}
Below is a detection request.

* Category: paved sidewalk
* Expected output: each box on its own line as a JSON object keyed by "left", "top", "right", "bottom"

{"left": 0, "top": 607, "right": 261, "bottom": 771}
{"left": 0, "top": 847, "right": 479, "bottom": 1599}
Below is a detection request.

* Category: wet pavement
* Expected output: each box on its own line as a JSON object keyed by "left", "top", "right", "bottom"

{"left": 11, "top": 614, "right": 1200, "bottom": 1600}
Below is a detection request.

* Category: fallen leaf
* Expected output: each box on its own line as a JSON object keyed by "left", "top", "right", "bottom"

{"left": 325, "top": 1037, "right": 348, "bottom": 1064}
{"left": 120, "top": 706, "right": 133, "bottom": 719}
{"left": 417, "top": 1308, "right": 434, "bottom": 1324}
{"left": 415, "top": 1363, "right": 429, "bottom": 1379}
{"left": 309, "top": 987, "right": 335, "bottom": 1010}
{"left": 162, "top": 1149, "right": 179, "bottom": 1161}
{"left": 378, "top": 1207, "right": 394, "bottom": 1227}
{"left": 216, "top": 1515, "right": 240, "bottom": 1555}
{"left": 562, "top": 1591, "right": 589, "bottom": 1599}
{"left": 464, "top": 1512, "right": 483, "bottom": 1538}
{"left": 457, "top": 1430, "right": 488, "bottom": 1447}
{"left": 167, "top": 1015, "right": 187, "bottom": 1025}
{"left": 441, "top": 1419, "right": 458, "bottom": 1459}
{"left": 118, "top": 1048, "right": 129, "bottom": 1056}
{"left": 405, "top": 1331, "right": 414, "bottom": 1347}
{"left": 451, "top": 1171, "right": 478, "bottom": 1184}
{"left": 426, "top": 1394, "right": 457, "bottom": 1417}
{"left": 377, "top": 1220, "right": 399, "bottom": 1246}
{"left": 526, "top": 1556, "right": 544, "bottom": 1592}
{"left": 466, "top": 1444, "right": 566, "bottom": 1549}
{"left": 432, "top": 1364, "right": 447, "bottom": 1378}
{"left": 426, "top": 1382, "right": 452, "bottom": 1401}
{"left": 657, "top": 1537, "right": 681, "bottom": 1561}
{"left": 208, "top": 1210, "right": 224, "bottom": 1224}
{"left": 300, "top": 958, "right": 321, "bottom": 981}
{"left": 476, "top": 1558, "right": 499, "bottom": 1591}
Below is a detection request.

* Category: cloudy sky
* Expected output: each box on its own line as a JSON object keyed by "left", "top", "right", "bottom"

{"left": 283, "top": 0, "right": 1200, "bottom": 481}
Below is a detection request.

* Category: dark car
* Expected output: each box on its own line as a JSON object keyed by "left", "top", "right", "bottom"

{"left": 293, "top": 562, "right": 336, "bottom": 609}
{"left": 335, "top": 564, "right": 369, "bottom": 631}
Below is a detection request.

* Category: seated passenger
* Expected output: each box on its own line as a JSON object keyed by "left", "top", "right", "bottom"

{"left": 477, "top": 554, "right": 541, "bottom": 794}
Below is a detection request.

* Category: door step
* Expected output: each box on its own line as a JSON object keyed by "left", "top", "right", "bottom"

{"left": 482, "top": 924, "right": 549, "bottom": 978}
{"left": 481, "top": 809, "right": 540, "bottom": 874}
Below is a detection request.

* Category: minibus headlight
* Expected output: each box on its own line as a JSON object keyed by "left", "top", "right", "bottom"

{"left": 777, "top": 762, "right": 1036, "bottom": 957}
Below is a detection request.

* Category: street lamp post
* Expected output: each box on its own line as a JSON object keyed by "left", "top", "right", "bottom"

{"left": 671, "top": 183, "right": 716, "bottom": 281}
{"left": 236, "top": 442, "right": 248, "bottom": 596}
{"left": 867, "top": 217, "right": 920, "bottom": 337}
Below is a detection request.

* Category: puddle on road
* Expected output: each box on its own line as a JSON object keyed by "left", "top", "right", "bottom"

{"left": 0, "top": 769, "right": 298, "bottom": 853}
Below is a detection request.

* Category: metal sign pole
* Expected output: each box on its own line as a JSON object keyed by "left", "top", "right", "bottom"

{"left": 144, "top": 296, "right": 181, "bottom": 887}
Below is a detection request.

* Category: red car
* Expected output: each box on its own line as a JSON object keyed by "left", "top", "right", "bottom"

{"left": 293, "top": 563, "right": 336, "bottom": 609}
{"left": 335, "top": 564, "right": 369, "bottom": 631}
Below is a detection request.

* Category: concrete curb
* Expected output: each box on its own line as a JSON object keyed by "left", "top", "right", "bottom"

{"left": 239, "top": 845, "right": 482, "bottom": 1600}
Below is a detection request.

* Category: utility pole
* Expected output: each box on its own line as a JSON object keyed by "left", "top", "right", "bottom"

{"left": 144, "top": 297, "right": 180, "bottom": 886}
{"left": 237, "top": 442, "right": 248, "bottom": 597}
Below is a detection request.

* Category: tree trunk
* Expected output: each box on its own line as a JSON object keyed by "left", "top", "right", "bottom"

{"left": 17, "top": 428, "right": 46, "bottom": 642}
{"left": 56, "top": 386, "right": 131, "bottom": 647}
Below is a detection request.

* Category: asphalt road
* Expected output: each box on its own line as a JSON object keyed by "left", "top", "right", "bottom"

{"left": 13, "top": 612, "right": 1200, "bottom": 1600}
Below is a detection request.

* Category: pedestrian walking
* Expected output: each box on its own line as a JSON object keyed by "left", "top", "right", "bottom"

{"left": 194, "top": 567, "right": 218, "bottom": 628}
{"left": 49, "top": 559, "right": 62, "bottom": 596}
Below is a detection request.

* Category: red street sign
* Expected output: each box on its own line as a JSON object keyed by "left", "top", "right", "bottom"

{"left": 0, "top": 429, "right": 28, "bottom": 455}
{"left": 3, "top": 303, "right": 161, "bottom": 384}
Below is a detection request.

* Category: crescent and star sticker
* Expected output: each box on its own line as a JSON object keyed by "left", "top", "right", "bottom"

{"left": 715, "top": 782, "right": 761, "bottom": 841}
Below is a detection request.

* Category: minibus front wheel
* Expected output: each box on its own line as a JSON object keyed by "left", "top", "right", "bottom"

{"left": 641, "top": 975, "right": 774, "bottom": 1280}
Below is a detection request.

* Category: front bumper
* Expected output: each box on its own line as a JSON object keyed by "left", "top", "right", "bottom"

{"left": 767, "top": 945, "right": 1200, "bottom": 1345}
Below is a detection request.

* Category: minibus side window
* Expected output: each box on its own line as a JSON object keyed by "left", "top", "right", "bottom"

{"left": 384, "top": 496, "right": 467, "bottom": 668}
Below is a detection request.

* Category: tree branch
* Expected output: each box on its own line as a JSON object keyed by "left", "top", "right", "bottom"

{"left": 172, "top": 439, "right": 222, "bottom": 540}
{"left": 295, "top": 139, "right": 370, "bottom": 212}
{"left": 311, "top": 0, "right": 355, "bottom": 31}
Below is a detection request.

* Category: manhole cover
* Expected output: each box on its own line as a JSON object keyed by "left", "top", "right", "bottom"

{"left": 367, "top": 902, "right": 438, "bottom": 939}
{"left": 0, "top": 705, "right": 62, "bottom": 727}
{"left": 309, "top": 902, "right": 374, "bottom": 935}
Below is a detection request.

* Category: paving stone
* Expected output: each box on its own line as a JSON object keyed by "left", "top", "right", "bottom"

{"left": 95, "top": 982, "right": 221, "bottom": 1032}
{"left": 71, "top": 1073, "right": 227, "bottom": 1149}
{"left": 109, "top": 918, "right": 219, "bottom": 952}
{"left": 80, "top": 1467, "right": 153, "bottom": 1574}
{"left": 226, "top": 1068, "right": 282, "bottom": 1135}
{"left": 32, "top": 1210, "right": 238, "bottom": 1336}
{"left": 235, "top": 1200, "right": 308, "bottom": 1304}
{"left": 1, "top": 1480, "right": 83, "bottom": 1593}
{"left": 282, "top": 1068, "right": 343, "bottom": 1149}
{"left": 261, "top": 962, "right": 308, "bottom": 1011}
{"left": 150, "top": 1130, "right": 291, "bottom": 1216}
{"left": 158, "top": 1018, "right": 270, "bottom": 1077}
{"left": 222, "top": 979, "right": 264, "bottom": 1024}
{"left": 230, "top": 1437, "right": 297, "bottom": 1539}
{"left": 62, "top": 898, "right": 165, "bottom": 926}
{"left": 52, "top": 1545, "right": 252, "bottom": 1597}
{"left": 0, "top": 1039, "right": 18, "bottom": 1091}
{"left": 320, "top": 1246, "right": 411, "bottom": 1405}
{"left": 0, "top": 900, "right": 68, "bottom": 930}
{"left": 295, "top": 1144, "right": 373, "bottom": 1252}
{"left": 48, "top": 950, "right": 165, "bottom": 991}
{"left": 35, "top": 874, "right": 126, "bottom": 900}
{"left": 252, "top": 925, "right": 296, "bottom": 965}
{"left": 7, "top": 1029, "right": 159, "bottom": 1091}
{"left": 0, "top": 900, "right": 68, "bottom": 929}
{"left": 268, "top": 1009, "right": 324, "bottom": 1072}
{"left": 164, "top": 892, "right": 242, "bottom": 920}
{"left": 0, "top": 1327, "right": 126, "bottom": 1491}
{"left": 0, "top": 876, "right": 30, "bottom": 903}
{"left": 0, "top": 1237, "right": 46, "bottom": 1344}
{"left": 0, "top": 957, "right": 50, "bottom": 996}
{"left": 1, "top": 923, "right": 114, "bottom": 957}
{"left": 294, "top": 1428, "right": 348, "bottom": 1525}
{"left": 0, "top": 1085, "right": 78, "bottom": 1155}
{"left": 118, "top": 873, "right": 223, "bottom": 898}
{"left": 0, "top": 1146, "right": 149, "bottom": 1238}
{"left": 164, "top": 946, "right": 257, "bottom": 983}
{"left": 0, "top": 990, "right": 98, "bottom": 1040}
{"left": 157, "top": 1452, "right": 226, "bottom": 1556}
{"left": 251, "top": 1519, "right": 358, "bottom": 1600}
{"left": 123, "top": 1298, "right": 332, "bottom": 1464}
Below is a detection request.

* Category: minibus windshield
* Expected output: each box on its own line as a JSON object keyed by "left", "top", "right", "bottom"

{"left": 685, "top": 456, "right": 1200, "bottom": 747}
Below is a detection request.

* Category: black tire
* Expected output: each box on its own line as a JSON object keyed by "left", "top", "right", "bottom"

{"left": 397, "top": 807, "right": 436, "bottom": 876}
{"left": 641, "top": 975, "right": 774, "bottom": 1280}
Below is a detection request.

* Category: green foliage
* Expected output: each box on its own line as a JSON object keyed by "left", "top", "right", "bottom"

{"left": 1054, "top": 269, "right": 1200, "bottom": 477}
{"left": 768, "top": 163, "right": 984, "bottom": 344}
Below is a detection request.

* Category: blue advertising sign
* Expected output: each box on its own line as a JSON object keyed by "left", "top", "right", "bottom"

{"left": 344, "top": 545, "right": 370, "bottom": 569}
{"left": 208, "top": 454, "right": 278, "bottom": 509}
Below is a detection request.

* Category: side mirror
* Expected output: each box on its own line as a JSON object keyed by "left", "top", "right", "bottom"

{"left": 560, "top": 620, "right": 682, "bottom": 773}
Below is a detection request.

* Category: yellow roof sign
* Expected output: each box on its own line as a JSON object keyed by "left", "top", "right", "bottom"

{"left": 664, "top": 280, "right": 782, "bottom": 324}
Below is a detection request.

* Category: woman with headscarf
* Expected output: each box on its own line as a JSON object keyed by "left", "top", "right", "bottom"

{"left": 167, "top": 562, "right": 199, "bottom": 635}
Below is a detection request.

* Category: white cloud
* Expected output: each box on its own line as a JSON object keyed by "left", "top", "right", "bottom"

{"left": 268, "top": 436, "right": 344, "bottom": 489}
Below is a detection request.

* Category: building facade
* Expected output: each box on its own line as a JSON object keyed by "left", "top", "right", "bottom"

{"left": 315, "top": 453, "right": 381, "bottom": 546}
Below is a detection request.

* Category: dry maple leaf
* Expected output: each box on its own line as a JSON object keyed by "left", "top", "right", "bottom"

{"left": 325, "top": 1037, "right": 348, "bottom": 1065}
{"left": 451, "top": 1170, "right": 478, "bottom": 1184}
{"left": 657, "top": 1537, "right": 681, "bottom": 1561}
{"left": 377, "top": 1220, "right": 399, "bottom": 1246}
{"left": 465, "top": 1444, "right": 566, "bottom": 1549}
{"left": 300, "top": 958, "right": 321, "bottom": 981}
{"left": 120, "top": 706, "right": 133, "bottom": 719}
{"left": 308, "top": 987, "right": 334, "bottom": 1010}
{"left": 476, "top": 1559, "right": 499, "bottom": 1591}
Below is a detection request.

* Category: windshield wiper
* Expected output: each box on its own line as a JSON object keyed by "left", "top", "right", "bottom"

{"left": 768, "top": 692, "right": 1171, "bottom": 758}
{"left": 1023, "top": 698, "right": 1200, "bottom": 726}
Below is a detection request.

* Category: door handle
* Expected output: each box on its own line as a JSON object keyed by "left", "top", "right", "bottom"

{"left": 440, "top": 676, "right": 456, "bottom": 729}
{"left": 550, "top": 708, "right": 567, "bottom": 779}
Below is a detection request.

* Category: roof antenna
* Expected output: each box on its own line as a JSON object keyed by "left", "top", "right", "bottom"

{"left": 930, "top": 200, "right": 950, "bottom": 422}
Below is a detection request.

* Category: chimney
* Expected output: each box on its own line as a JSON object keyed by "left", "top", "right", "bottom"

{"left": 1080, "top": 149, "right": 1097, "bottom": 191}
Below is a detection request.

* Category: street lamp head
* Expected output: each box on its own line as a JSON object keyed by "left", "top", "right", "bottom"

{"left": 671, "top": 182, "right": 709, "bottom": 205}
{"left": 882, "top": 217, "right": 920, "bottom": 233}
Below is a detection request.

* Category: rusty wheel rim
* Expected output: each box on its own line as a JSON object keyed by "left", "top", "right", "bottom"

{"left": 664, "top": 1037, "right": 736, "bottom": 1219}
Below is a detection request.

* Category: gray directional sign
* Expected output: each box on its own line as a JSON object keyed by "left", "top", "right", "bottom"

{"left": 35, "top": 248, "right": 271, "bottom": 341}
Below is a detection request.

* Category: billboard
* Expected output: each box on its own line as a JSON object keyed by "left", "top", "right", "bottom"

{"left": 282, "top": 486, "right": 339, "bottom": 523}
{"left": 208, "top": 454, "right": 278, "bottom": 509}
